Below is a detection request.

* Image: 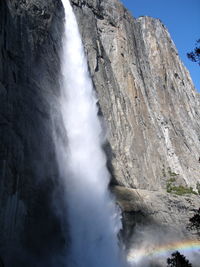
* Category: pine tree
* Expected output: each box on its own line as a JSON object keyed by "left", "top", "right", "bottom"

{"left": 187, "top": 39, "right": 200, "bottom": 65}
{"left": 167, "top": 251, "right": 192, "bottom": 267}
{"left": 188, "top": 208, "right": 200, "bottom": 235}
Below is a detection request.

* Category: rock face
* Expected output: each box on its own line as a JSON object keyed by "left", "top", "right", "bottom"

{"left": 113, "top": 186, "right": 200, "bottom": 248}
{"left": 0, "top": 0, "right": 67, "bottom": 266}
{"left": 71, "top": 0, "right": 200, "bottom": 190}
{"left": 0, "top": 0, "right": 200, "bottom": 264}
{"left": 70, "top": 0, "right": 200, "bottom": 244}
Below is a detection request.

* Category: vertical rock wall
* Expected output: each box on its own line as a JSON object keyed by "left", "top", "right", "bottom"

{"left": 0, "top": 1, "right": 66, "bottom": 265}
{"left": 70, "top": 0, "right": 200, "bottom": 242}
{"left": 71, "top": 0, "right": 200, "bottom": 191}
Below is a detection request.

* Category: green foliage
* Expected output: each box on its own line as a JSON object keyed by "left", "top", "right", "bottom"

{"left": 164, "top": 167, "right": 177, "bottom": 192}
{"left": 162, "top": 166, "right": 178, "bottom": 179}
{"left": 166, "top": 179, "right": 197, "bottom": 196}
{"left": 166, "top": 172, "right": 177, "bottom": 193}
{"left": 164, "top": 167, "right": 197, "bottom": 196}
{"left": 188, "top": 208, "right": 200, "bottom": 235}
{"left": 167, "top": 167, "right": 178, "bottom": 177}
{"left": 166, "top": 180, "right": 174, "bottom": 193}
{"left": 168, "top": 177, "right": 176, "bottom": 183}
{"left": 167, "top": 251, "right": 192, "bottom": 266}
{"left": 169, "top": 185, "right": 197, "bottom": 196}
{"left": 187, "top": 39, "right": 200, "bottom": 66}
{"left": 196, "top": 182, "right": 200, "bottom": 195}
{"left": 162, "top": 166, "right": 166, "bottom": 178}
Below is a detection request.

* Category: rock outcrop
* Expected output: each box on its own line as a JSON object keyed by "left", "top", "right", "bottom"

{"left": 70, "top": 0, "right": 200, "bottom": 244}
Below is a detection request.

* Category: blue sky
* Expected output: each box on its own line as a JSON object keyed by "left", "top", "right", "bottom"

{"left": 121, "top": 0, "right": 200, "bottom": 91}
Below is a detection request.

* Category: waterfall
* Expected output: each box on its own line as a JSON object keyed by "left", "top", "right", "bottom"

{"left": 56, "top": 0, "right": 125, "bottom": 266}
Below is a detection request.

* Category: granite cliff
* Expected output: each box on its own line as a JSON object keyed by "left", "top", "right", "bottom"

{"left": 0, "top": 0, "right": 66, "bottom": 265}
{"left": 70, "top": 0, "right": 200, "bottom": 245}
{"left": 0, "top": 0, "right": 199, "bottom": 265}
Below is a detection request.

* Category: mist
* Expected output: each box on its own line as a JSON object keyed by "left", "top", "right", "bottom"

{"left": 127, "top": 225, "right": 200, "bottom": 267}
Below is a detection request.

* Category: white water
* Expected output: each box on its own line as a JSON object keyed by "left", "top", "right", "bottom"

{"left": 57, "top": 0, "right": 125, "bottom": 266}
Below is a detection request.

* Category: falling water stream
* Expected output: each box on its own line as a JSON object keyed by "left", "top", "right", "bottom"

{"left": 57, "top": 0, "right": 125, "bottom": 266}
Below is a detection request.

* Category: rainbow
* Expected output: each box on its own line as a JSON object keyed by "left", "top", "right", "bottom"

{"left": 127, "top": 240, "right": 200, "bottom": 263}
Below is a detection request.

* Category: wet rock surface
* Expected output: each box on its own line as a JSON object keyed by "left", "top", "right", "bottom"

{"left": 113, "top": 186, "right": 200, "bottom": 247}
